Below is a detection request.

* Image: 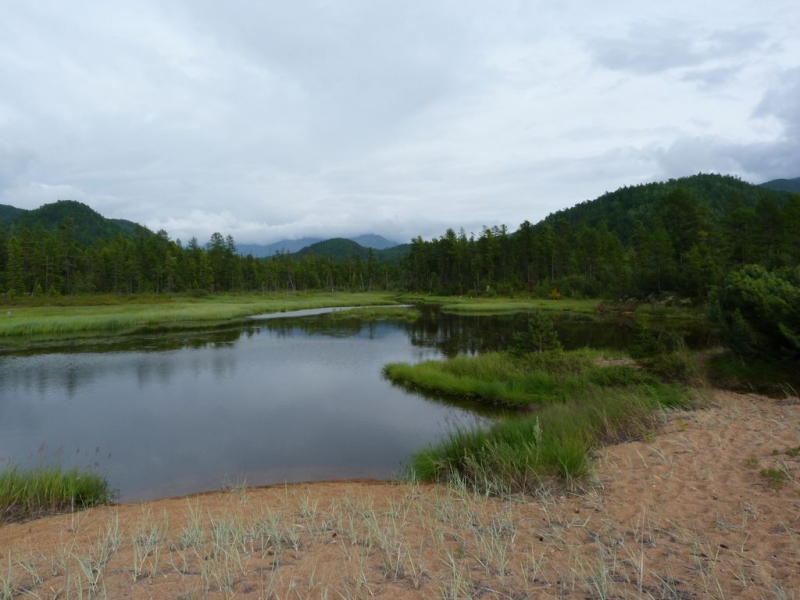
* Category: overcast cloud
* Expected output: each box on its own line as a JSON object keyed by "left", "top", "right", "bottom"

{"left": 1, "top": 1, "right": 798, "bottom": 244}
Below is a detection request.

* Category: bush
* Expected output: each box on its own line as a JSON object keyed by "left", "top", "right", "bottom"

{"left": 509, "top": 311, "right": 562, "bottom": 356}
{"left": 711, "top": 264, "right": 800, "bottom": 359}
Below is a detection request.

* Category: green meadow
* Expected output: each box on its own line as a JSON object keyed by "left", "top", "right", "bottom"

{"left": 0, "top": 292, "right": 400, "bottom": 339}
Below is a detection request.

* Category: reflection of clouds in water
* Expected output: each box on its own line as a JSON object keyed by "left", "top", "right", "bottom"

{"left": 0, "top": 313, "right": 717, "bottom": 502}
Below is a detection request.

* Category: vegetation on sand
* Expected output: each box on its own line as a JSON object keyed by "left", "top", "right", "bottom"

{"left": 0, "top": 465, "right": 113, "bottom": 523}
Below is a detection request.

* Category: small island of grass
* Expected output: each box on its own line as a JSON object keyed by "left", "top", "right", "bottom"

{"left": 385, "top": 314, "right": 697, "bottom": 494}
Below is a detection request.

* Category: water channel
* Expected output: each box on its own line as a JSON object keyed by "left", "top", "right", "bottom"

{"left": 0, "top": 308, "right": 715, "bottom": 502}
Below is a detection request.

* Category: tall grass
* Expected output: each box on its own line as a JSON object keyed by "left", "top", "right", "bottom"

{"left": 0, "top": 465, "right": 113, "bottom": 523}
{"left": 388, "top": 350, "right": 693, "bottom": 493}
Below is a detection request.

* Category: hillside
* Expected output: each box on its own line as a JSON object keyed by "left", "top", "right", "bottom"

{"left": 294, "top": 238, "right": 408, "bottom": 262}
{"left": 761, "top": 176, "right": 800, "bottom": 193}
{"left": 239, "top": 234, "right": 399, "bottom": 257}
{"left": 0, "top": 199, "right": 148, "bottom": 245}
{"left": 538, "top": 173, "right": 791, "bottom": 243}
{"left": 0, "top": 204, "right": 25, "bottom": 222}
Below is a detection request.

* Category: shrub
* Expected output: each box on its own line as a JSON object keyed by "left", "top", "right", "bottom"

{"left": 509, "top": 311, "right": 562, "bottom": 356}
{"left": 711, "top": 264, "right": 800, "bottom": 359}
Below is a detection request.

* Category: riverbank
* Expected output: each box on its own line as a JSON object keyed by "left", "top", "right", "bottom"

{"left": 1, "top": 390, "right": 797, "bottom": 599}
{"left": 0, "top": 292, "right": 401, "bottom": 340}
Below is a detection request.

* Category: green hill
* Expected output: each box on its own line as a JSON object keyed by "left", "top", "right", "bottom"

{"left": 538, "top": 173, "right": 790, "bottom": 243}
{"left": 0, "top": 199, "right": 149, "bottom": 245}
{"left": 0, "top": 204, "right": 25, "bottom": 222}
{"left": 295, "top": 238, "right": 408, "bottom": 262}
{"left": 761, "top": 177, "right": 800, "bottom": 194}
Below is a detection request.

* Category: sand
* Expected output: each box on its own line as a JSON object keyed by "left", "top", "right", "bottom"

{"left": 1, "top": 390, "right": 798, "bottom": 599}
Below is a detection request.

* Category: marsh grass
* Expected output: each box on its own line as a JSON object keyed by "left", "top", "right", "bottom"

{"left": 0, "top": 292, "right": 399, "bottom": 339}
{"left": 396, "top": 294, "right": 599, "bottom": 315}
{"left": 0, "top": 465, "right": 113, "bottom": 523}
{"left": 387, "top": 350, "right": 692, "bottom": 492}
{"left": 385, "top": 349, "right": 677, "bottom": 408}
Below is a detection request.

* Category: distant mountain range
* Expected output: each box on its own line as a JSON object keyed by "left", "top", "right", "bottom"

{"left": 0, "top": 199, "right": 407, "bottom": 260}
{"left": 236, "top": 234, "right": 401, "bottom": 257}
{"left": 761, "top": 177, "right": 800, "bottom": 194}
{"left": 2, "top": 173, "right": 797, "bottom": 262}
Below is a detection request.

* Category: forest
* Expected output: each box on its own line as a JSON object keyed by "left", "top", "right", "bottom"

{"left": 0, "top": 173, "right": 798, "bottom": 303}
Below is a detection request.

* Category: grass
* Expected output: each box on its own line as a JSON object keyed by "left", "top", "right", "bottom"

{"left": 0, "top": 465, "right": 113, "bottom": 523}
{"left": 0, "top": 291, "right": 400, "bottom": 339}
{"left": 385, "top": 349, "right": 693, "bottom": 493}
{"left": 385, "top": 349, "right": 683, "bottom": 408}
{"left": 397, "top": 294, "right": 600, "bottom": 315}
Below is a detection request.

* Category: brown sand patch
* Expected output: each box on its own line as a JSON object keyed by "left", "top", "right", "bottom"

{"left": 1, "top": 391, "right": 798, "bottom": 599}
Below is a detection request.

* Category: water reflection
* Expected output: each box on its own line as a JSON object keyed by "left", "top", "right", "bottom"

{"left": 0, "top": 307, "right": 716, "bottom": 502}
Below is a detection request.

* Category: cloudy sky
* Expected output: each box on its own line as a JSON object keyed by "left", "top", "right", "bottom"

{"left": 1, "top": 1, "right": 798, "bottom": 245}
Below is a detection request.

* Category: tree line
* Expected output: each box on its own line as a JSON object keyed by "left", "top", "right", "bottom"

{"left": 1, "top": 174, "right": 798, "bottom": 301}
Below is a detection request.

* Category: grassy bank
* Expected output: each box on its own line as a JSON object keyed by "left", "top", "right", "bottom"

{"left": 397, "top": 294, "right": 599, "bottom": 315}
{"left": 0, "top": 465, "right": 113, "bottom": 523}
{"left": 0, "top": 292, "right": 399, "bottom": 339}
{"left": 385, "top": 350, "right": 694, "bottom": 493}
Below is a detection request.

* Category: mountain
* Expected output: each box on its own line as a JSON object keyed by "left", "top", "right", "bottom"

{"left": 349, "top": 234, "right": 399, "bottom": 250}
{"left": 237, "top": 234, "right": 400, "bottom": 257}
{"left": 761, "top": 177, "right": 800, "bottom": 194}
{"left": 237, "top": 238, "right": 322, "bottom": 257}
{"left": 537, "top": 173, "right": 792, "bottom": 243}
{"left": 0, "top": 199, "right": 149, "bottom": 245}
{"left": 294, "top": 238, "right": 409, "bottom": 263}
{"left": 0, "top": 204, "right": 26, "bottom": 222}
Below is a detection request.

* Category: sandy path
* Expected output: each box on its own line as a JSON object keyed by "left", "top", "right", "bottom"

{"left": 1, "top": 390, "right": 798, "bottom": 599}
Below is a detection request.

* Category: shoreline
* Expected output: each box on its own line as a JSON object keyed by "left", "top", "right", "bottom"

{"left": 2, "top": 390, "right": 797, "bottom": 599}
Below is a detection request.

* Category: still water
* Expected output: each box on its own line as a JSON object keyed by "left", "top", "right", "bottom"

{"left": 0, "top": 309, "right": 714, "bottom": 502}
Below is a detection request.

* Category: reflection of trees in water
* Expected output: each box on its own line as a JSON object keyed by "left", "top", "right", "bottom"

{"left": 262, "top": 317, "right": 363, "bottom": 339}
{"left": 405, "top": 311, "right": 524, "bottom": 358}
{"left": 404, "top": 310, "right": 717, "bottom": 357}
{"left": 260, "top": 316, "right": 396, "bottom": 341}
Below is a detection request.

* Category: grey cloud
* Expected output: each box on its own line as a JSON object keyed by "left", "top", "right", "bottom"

{"left": 681, "top": 66, "right": 741, "bottom": 89}
{"left": 1, "top": 1, "right": 798, "bottom": 244}
{"left": 655, "top": 69, "right": 800, "bottom": 180}
{"left": 0, "top": 144, "right": 35, "bottom": 195}
{"left": 589, "top": 22, "right": 770, "bottom": 75}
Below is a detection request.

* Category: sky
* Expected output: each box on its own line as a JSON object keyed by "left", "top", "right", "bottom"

{"left": 1, "top": 1, "right": 799, "bottom": 245}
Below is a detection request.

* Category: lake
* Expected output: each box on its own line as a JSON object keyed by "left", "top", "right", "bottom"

{"left": 0, "top": 308, "right": 714, "bottom": 502}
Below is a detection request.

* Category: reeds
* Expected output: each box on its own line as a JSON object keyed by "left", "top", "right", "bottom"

{"left": 0, "top": 465, "right": 113, "bottom": 523}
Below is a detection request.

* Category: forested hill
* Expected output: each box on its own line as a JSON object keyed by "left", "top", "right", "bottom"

{"left": 404, "top": 173, "right": 799, "bottom": 299}
{"left": 761, "top": 177, "right": 800, "bottom": 194}
{"left": 538, "top": 173, "right": 792, "bottom": 244}
{"left": 0, "top": 199, "right": 147, "bottom": 245}
{"left": 294, "top": 238, "right": 409, "bottom": 263}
